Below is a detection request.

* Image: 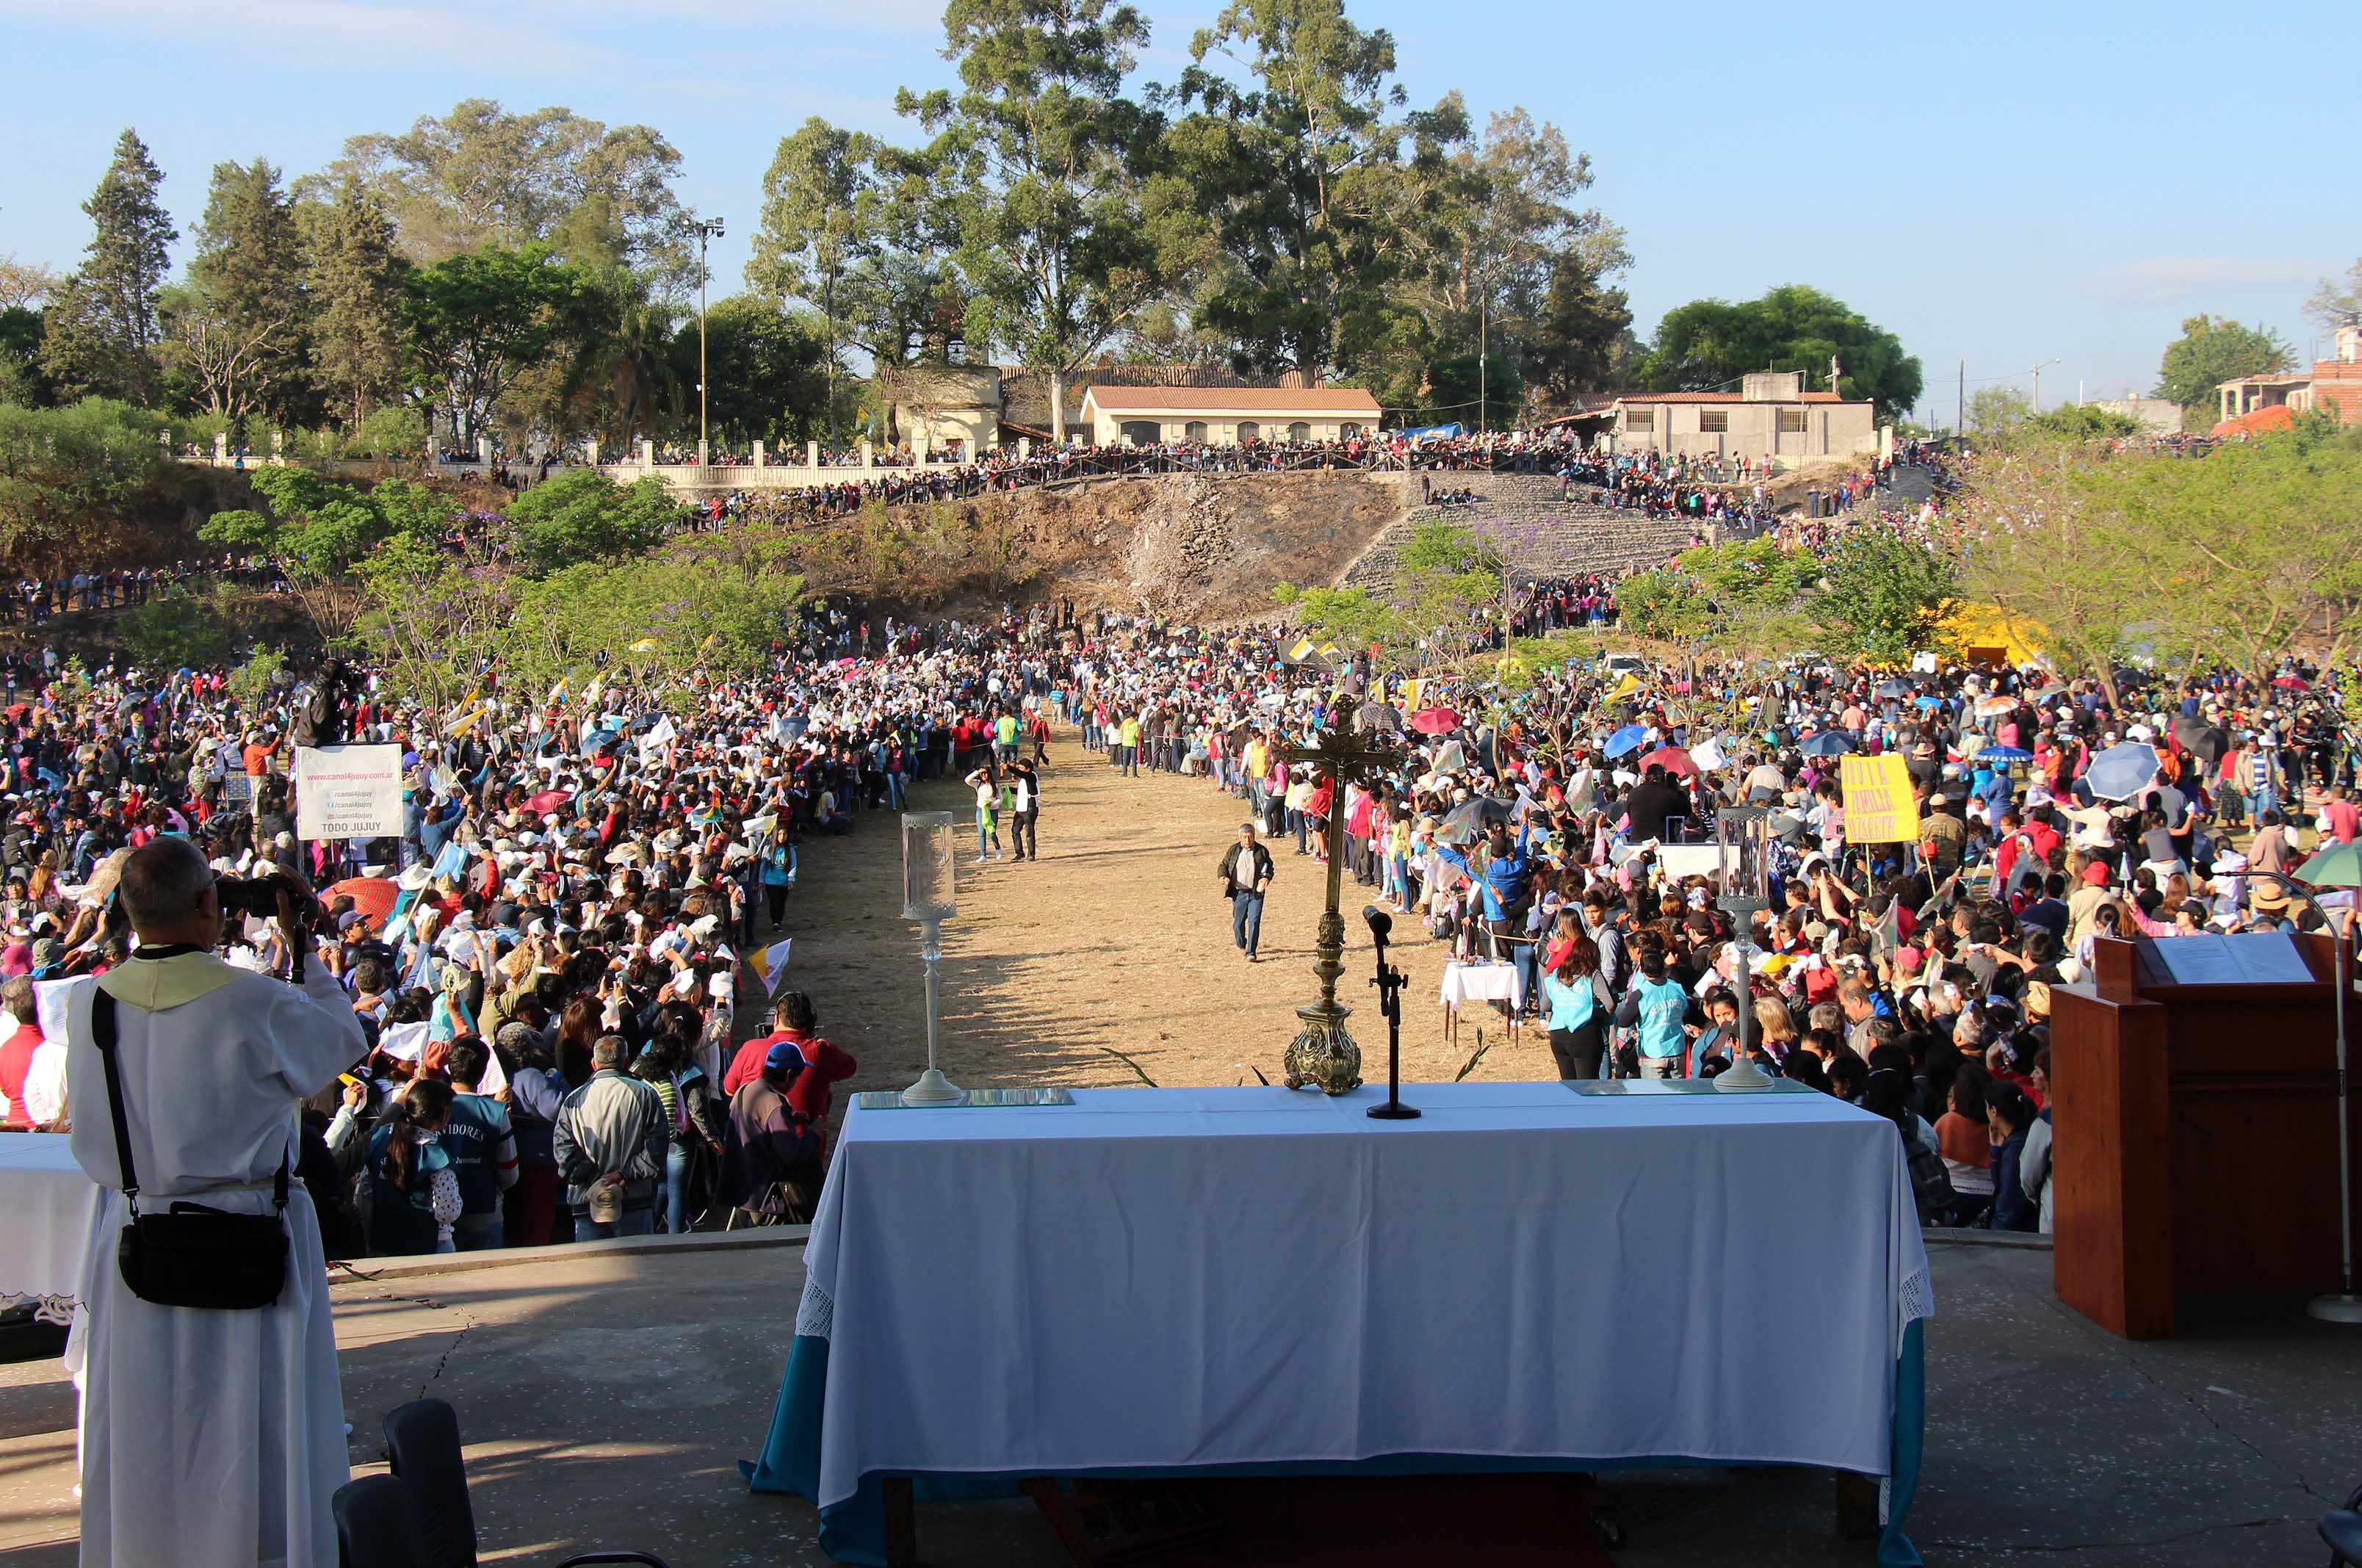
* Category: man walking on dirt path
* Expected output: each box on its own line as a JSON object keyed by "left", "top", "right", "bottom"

{"left": 1217, "top": 821, "right": 1276, "bottom": 961}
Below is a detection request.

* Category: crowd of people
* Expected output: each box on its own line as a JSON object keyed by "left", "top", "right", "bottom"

{"left": 1075, "top": 624, "right": 2354, "bottom": 1236}
{"left": 0, "top": 439, "right": 2351, "bottom": 1267}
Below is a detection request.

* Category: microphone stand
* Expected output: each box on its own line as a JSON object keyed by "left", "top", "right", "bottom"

{"left": 1365, "top": 911, "right": 1418, "bottom": 1121}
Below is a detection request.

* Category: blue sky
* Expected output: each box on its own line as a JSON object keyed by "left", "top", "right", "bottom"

{"left": 1, "top": 0, "right": 2351, "bottom": 420}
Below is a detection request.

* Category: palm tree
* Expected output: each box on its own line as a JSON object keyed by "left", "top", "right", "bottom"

{"left": 602, "top": 294, "right": 684, "bottom": 447}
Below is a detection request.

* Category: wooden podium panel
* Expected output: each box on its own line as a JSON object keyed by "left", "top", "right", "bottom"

{"left": 2051, "top": 933, "right": 2358, "bottom": 1338}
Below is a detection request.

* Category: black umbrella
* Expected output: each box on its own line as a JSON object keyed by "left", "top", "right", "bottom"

{"left": 1439, "top": 795, "right": 1514, "bottom": 845}
{"left": 1875, "top": 679, "right": 1912, "bottom": 699}
{"left": 1356, "top": 701, "right": 1401, "bottom": 733}
{"left": 2173, "top": 716, "right": 2229, "bottom": 768}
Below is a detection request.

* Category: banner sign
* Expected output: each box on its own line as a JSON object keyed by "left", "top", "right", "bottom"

{"left": 295, "top": 744, "right": 404, "bottom": 842}
{"left": 1839, "top": 754, "right": 1921, "bottom": 844}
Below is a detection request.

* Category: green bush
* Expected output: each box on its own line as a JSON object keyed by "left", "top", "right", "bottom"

{"left": 119, "top": 583, "right": 236, "bottom": 670}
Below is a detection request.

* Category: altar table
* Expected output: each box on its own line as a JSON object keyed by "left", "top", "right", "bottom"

{"left": 744, "top": 1082, "right": 1930, "bottom": 1565}
{"left": 0, "top": 1130, "right": 101, "bottom": 1326}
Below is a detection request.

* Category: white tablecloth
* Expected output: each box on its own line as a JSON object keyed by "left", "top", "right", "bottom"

{"left": 1438, "top": 960, "right": 1525, "bottom": 1012}
{"left": 0, "top": 1130, "right": 103, "bottom": 1325}
{"left": 795, "top": 1082, "right": 1930, "bottom": 1513}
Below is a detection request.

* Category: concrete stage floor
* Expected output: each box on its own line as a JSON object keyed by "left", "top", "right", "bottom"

{"left": 1, "top": 1232, "right": 2356, "bottom": 1567}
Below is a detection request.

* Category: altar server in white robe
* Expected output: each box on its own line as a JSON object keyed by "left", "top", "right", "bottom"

{"left": 62, "top": 839, "right": 366, "bottom": 1568}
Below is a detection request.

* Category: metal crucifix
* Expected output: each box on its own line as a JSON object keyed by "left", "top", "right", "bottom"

{"left": 1276, "top": 701, "right": 1404, "bottom": 1094}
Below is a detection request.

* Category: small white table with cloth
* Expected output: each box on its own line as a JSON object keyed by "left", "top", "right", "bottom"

{"left": 0, "top": 1130, "right": 104, "bottom": 1326}
{"left": 743, "top": 1082, "right": 1932, "bottom": 1566}
{"left": 1437, "top": 958, "right": 1527, "bottom": 1049}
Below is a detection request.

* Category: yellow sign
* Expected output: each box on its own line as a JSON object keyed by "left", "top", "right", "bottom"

{"left": 1839, "top": 754, "right": 1921, "bottom": 844}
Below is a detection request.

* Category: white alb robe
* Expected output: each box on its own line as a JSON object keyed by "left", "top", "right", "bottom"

{"left": 62, "top": 951, "right": 368, "bottom": 1568}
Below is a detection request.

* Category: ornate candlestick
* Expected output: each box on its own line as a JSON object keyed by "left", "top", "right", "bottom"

{"left": 1278, "top": 703, "right": 1401, "bottom": 1095}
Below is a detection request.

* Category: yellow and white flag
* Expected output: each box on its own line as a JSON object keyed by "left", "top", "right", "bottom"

{"left": 748, "top": 938, "right": 793, "bottom": 995}
{"left": 628, "top": 637, "right": 662, "bottom": 654}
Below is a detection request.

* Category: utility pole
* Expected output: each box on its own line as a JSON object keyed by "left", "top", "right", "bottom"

{"left": 693, "top": 216, "right": 726, "bottom": 461}
{"left": 1957, "top": 360, "right": 1965, "bottom": 439}
{"left": 2030, "top": 357, "right": 2059, "bottom": 416}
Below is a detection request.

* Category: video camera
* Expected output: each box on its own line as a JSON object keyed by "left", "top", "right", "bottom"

{"left": 214, "top": 868, "right": 311, "bottom": 926}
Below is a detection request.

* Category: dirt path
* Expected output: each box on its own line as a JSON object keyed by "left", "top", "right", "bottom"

{"left": 765, "top": 727, "right": 1565, "bottom": 1116}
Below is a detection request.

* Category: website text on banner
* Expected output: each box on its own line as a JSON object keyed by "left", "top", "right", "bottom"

{"left": 293, "top": 743, "right": 405, "bottom": 841}
{"left": 1839, "top": 754, "right": 1921, "bottom": 844}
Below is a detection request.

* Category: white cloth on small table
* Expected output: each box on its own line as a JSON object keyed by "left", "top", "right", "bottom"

{"left": 0, "top": 1131, "right": 103, "bottom": 1325}
{"left": 794, "top": 1082, "right": 1930, "bottom": 1515}
{"left": 1437, "top": 959, "right": 1525, "bottom": 1013}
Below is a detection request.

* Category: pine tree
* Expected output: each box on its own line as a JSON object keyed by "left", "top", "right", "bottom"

{"left": 42, "top": 129, "right": 176, "bottom": 405}
{"left": 308, "top": 179, "right": 408, "bottom": 431}
{"left": 181, "top": 159, "right": 312, "bottom": 424}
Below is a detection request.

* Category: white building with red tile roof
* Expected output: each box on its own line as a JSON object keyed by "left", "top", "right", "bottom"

{"left": 1078, "top": 385, "right": 1383, "bottom": 447}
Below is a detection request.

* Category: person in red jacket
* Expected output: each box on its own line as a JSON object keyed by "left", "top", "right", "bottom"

{"left": 0, "top": 975, "right": 41, "bottom": 1127}
{"left": 722, "top": 991, "right": 859, "bottom": 1149}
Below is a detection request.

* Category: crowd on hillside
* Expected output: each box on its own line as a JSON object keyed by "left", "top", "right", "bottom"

{"left": 623, "top": 428, "right": 1905, "bottom": 530}
{"left": 1, "top": 558, "right": 288, "bottom": 625}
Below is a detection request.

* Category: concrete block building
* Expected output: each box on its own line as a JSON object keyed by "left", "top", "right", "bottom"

{"left": 1602, "top": 372, "right": 1877, "bottom": 463}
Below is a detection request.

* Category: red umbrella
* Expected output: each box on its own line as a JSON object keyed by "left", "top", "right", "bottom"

{"left": 2, "top": 704, "right": 26, "bottom": 720}
{"left": 525, "top": 788, "right": 574, "bottom": 815}
{"left": 325, "top": 875, "right": 398, "bottom": 928}
{"left": 1638, "top": 744, "right": 1698, "bottom": 777}
{"left": 2272, "top": 676, "right": 2311, "bottom": 690}
{"left": 1409, "top": 707, "right": 1462, "bottom": 735}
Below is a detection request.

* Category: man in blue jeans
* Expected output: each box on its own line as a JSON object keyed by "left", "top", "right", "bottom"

{"left": 1216, "top": 820, "right": 1275, "bottom": 962}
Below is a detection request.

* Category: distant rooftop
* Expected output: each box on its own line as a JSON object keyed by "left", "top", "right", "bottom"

{"left": 1080, "top": 386, "right": 1382, "bottom": 413}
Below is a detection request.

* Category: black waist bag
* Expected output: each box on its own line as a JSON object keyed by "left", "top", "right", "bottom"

{"left": 93, "top": 985, "right": 289, "bottom": 1310}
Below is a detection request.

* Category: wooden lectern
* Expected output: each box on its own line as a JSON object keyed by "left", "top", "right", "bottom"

{"left": 2051, "top": 932, "right": 2358, "bottom": 1338}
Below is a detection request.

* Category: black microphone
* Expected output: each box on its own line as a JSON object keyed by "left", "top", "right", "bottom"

{"left": 1362, "top": 904, "right": 1391, "bottom": 942}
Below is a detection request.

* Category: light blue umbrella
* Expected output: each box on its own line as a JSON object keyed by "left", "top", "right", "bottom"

{"left": 2084, "top": 742, "right": 2161, "bottom": 801}
{"left": 1798, "top": 731, "right": 1854, "bottom": 757}
{"left": 1604, "top": 724, "right": 1649, "bottom": 758}
{"left": 1913, "top": 696, "right": 1943, "bottom": 709}
{"left": 1979, "top": 745, "right": 2033, "bottom": 764}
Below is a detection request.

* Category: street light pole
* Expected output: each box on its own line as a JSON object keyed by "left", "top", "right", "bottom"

{"left": 2262, "top": 872, "right": 2362, "bottom": 1322}
{"left": 694, "top": 217, "right": 726, "bottom": 463}
{"left": 1478, "top": 290, "right": 1488, "bottom": 436}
